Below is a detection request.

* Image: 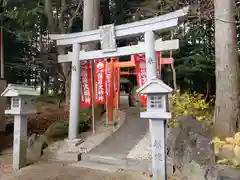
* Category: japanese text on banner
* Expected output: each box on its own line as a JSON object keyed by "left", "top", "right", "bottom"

{"left": 134, "top": 54, "right": 147, "bottom": 106}
{"left": 94, "top": 60, "right": 106, "bottom": 104}
{"left": 106, "top": 65, "right": 111, "bottom": 97}
{"left": 80, "top": 60, "right": 92, "bottom": 108}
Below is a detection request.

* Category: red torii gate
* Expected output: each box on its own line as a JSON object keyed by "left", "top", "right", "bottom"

{"left": 106, "top": 54, "right": 173, "bottom": 122}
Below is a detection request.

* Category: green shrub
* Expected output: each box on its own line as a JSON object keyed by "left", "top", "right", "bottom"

{"left": 44, "top": 120, "right": 89, "bottom": 139}
{"left": 44, "top": 109, "right": 92, "bottom": 139}
{"left": 32, "top": 94, "right": 59, "bottom": 104}
{"left": 168, "top": 90, "right": 212, "bottom": 127}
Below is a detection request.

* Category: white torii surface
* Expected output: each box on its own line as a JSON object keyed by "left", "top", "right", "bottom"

{"left": 50, "top": 7, "right": 188, "bottom": 46}
{"left": 50, "top": 6, "right": 189, "bottom": 180}
{"left": 58, "top": 39, "right": 179, "bottom": 62}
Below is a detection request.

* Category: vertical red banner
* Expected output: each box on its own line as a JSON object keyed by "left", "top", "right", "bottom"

{"left": 114, "top": 61, "right": 119, "bottom": 108}
{"left": 106, "top": 64, "right": 111, "bottom": 98}
{"left": 94, "top": 59, "right": 106, "bottom": 104}
{"left": 114, "top": 66, "right": 118, "bottom": 93}
{"left": 133, "top": 52, "right": 162, "bottom": 82}
{"left": 134, "top": 54, "right": 147, "bottom": 107}
{"left": 80, "top": 60, "right": 92, "bottom": 108}
{"left": 156, "top": 52, "right": 161, "bottom": 76}
{"left": 117, "top": 67, "right": 120, "bottom": 108}
{"left": 106, "top": 60, "right": 114, "bottom": 121}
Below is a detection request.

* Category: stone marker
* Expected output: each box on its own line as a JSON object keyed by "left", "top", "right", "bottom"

{"left": 137, "top": 77, "right": 173, "bottom": 180}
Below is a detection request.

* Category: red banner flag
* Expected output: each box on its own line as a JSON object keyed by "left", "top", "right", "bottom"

{"left": 134, "top": 54, "right": 147, "bottom": 106}
{"left": 80, "top": 60, "right": 92, "bottom": 108}
{"left": 106, "top": 64, "right": 111, "bottom": 97}
{"left": 114, "top": 67, "right": 118, "bottom": 93}
{"left": 157, "top": 52, "right": 161, "bottom": 75}
{"left": 133, "top": 52, "right": 168, "bottom": 78}
{"left": 94, "top": 59, "right": 106, "bottom": 104}
{"left": 106, "top": 60, "right": 114, "bottom": 121}
{"left": 114, "top": 61, "right": 120, "bottom": 108}
{"left": 132, "top": 51, "right": 173, "bottom": 107}
{"left": 135, "top": 54, "right": 147, "bottom": 87}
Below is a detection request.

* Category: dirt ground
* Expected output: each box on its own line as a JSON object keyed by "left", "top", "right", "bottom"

{"left": 0, "top": 152, "right": 150, "bottom": 180}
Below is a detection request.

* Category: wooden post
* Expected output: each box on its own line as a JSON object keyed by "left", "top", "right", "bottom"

{"left": 105, "top": 60, "right": 109, "bottom": 124}
{"left": 91, "top": 61, "right": 95, "bottom": 135}
{"left": 117, "top": 67, "right": 120, "bottom": 108}
{"left": 107, "top": 59, "right": 114, "bottom": 123}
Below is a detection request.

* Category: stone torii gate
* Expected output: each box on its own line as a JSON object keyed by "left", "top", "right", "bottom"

{"left": 50, "top": 7, "right": 188, "bottom": 145}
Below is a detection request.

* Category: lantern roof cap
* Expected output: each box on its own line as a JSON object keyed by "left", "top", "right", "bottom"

{"left": 1, "top": 84, "right": 40, "bottom": 97}
{"left": 137, "top": 77, "right": 173, "bottom": 94}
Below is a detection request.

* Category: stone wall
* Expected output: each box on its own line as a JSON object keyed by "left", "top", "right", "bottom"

{"left": 167, "top": 116, "right": 240, "bottom": 180}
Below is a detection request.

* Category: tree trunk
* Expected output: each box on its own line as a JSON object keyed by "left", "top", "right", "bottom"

{"left": 100, "top": 0, "right": 110, "bottom": 25}
{"left": 44, "top": 0, "right": 73, "bottom": 107}
{"left": 115, "top": 0, "right": 126, "bottom": 25}
{"left": 83, "top": 0, "right": 100, "bottom": 32}
{"left": 58, "top": 46, "right": 71, "bottom": 109}
{"left": 214, "top": 0, "right": 240, "bottom": 137}
{"left": 83, "top": 0, "right": 104, "bottom": 118}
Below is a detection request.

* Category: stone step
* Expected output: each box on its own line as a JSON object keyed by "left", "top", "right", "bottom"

{"left": 81, "top": 154, "right": 149, "bottom": 172}
{"left": 42, "top": 151, "right": 80, "bottom": 162}
{"left": 125, "top": 158, "right": 150, "bottom": 172}
{"left": 81, "top": 154, "right": 173, "bottom": 175}
{"left": 71, "top": 161, "right": 120, "bottom": 172}
{"left": 81, "top": 154, "right": 126, "bottom": 166}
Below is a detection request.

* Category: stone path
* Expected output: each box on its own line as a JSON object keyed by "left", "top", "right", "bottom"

{"left": 85, "top": 106, "right": 148, "bottom": 159}
{"left": 128, "top": 132, "right": 151, "bottom": 160}
{"left": 79, "top": 96, "right": 174, "bottom": 176}
{"left": 79, "top": 98, "right": 151, "bottom": 172}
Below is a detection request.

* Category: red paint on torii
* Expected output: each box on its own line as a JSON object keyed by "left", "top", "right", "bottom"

{"left": 105, "top": 54, "right": 173, "bottom": 121}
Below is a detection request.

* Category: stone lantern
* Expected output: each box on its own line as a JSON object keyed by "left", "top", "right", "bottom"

{"left": 137, "top": 77, "right": 172, "bottom": 180}
{"left": 1, "top": 84, "right": 39, "bottom": 170}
